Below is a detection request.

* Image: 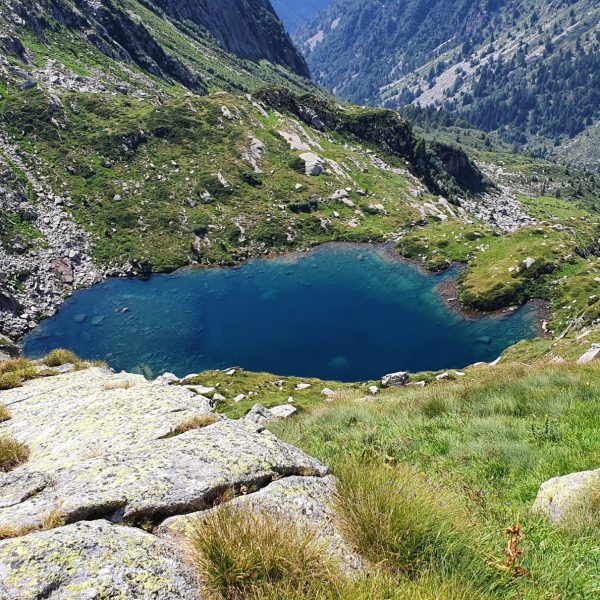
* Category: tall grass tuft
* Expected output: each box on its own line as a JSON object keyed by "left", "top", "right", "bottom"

{"left": 189, "top": 504, "right": 340, "bottom": 599}
{"left": 0, "top": 436, "right": 30, "bottom": 472}
{"left": 42, "top": 349, "right": 81, "bottom": 367}
{"left": 333, "top": 461, "right": 490, "bottom": 581}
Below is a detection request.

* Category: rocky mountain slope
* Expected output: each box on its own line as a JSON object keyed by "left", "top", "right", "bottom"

{"left": 0, "top": 0, "right": 312, "bottom": 96}
{"left": 3, "top": 340, "right": 600, "bottom": 597}
{"left": 298, "top": 0, "right": 600, "bottom": 167}
{"left": 0, "top": 361, "right": 360, "bottom": 597}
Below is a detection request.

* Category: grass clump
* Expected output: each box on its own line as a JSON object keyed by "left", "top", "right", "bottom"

{"left": 0, "top": 436, "right": 30, "bottom": 472}
{"left": 0, "top": 371, "right": 22, "bottom": 390}
{"left": 0, "top": 507, "right": 66, "bottom": 540}
{"left": 334, "top": 461, "right": 485, "bottom": 578}
{"left": 164, "top": 415, "right": 219, "bottom": 438}
{"left": 189, "top": 504, "right": 340, "bottom": 599}
{"left": 42, "top": 348, "right": 81, "bottom": 367}
{"left": 0, "top": 405, "right": 11, "bottom": 422}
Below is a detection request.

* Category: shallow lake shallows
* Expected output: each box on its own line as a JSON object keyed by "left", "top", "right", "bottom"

{"left": 24, "top": 245, "right": 538, "bottom": 381}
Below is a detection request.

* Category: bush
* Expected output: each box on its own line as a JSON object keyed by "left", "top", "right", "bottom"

{"left": 43, "top": 349, "right": 80, "bottom": 367}
{"left": 0, "top": 436, "right": 30, "bottom": 472}
{"left": 189, "top": 504, "right": 340, "bottom": 599}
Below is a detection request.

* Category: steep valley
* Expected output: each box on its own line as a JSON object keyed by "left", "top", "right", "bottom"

{"left": 2, "top": 2, "right": 600, "bottom": 599}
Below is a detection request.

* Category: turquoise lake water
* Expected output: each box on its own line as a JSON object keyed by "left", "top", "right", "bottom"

{"left": 24, "top": 245, "right": 538, "bottom": 381}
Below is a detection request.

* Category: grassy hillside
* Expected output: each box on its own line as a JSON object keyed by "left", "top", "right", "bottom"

{"left": 177, "top": 336, "right": 600, "bottom": 599}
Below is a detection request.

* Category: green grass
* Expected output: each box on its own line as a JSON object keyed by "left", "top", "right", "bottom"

{"left": 183, "top": 368, "right": 366, "bottom": 419}
{"left": 267, "top": 361, "right": 600, "bottom": 599}
{"left": 42, "top": 348, "right": 81, "bottom": 368}
{"left": 189, "top": 504, "right": 341, "bottom": 599}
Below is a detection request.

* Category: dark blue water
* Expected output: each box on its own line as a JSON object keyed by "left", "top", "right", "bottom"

{"left": 24, "top": 245, "right": 538, "bottom": 381}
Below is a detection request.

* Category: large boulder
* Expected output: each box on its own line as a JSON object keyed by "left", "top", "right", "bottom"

{"left": 0, "top": 520, "right": 201, "bottom": 599}
{"left": 299, "top": 152, "right": 324, "bottom": 176}
{"left": 532, "top": 469, "right": 600, "bottom": 523}
{"left": 381, "top": 371, "right": 409, "bottom": 387}
{"left": 0, "top": 368, "right": 328, "bottom": 531}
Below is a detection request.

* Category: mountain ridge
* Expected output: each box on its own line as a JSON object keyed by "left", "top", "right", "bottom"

{"left": 297, "top": 0, "right": 600, "bottom": 168}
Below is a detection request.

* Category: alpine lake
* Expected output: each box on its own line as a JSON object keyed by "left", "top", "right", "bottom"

{"left": 24, "top": 244, "right": 538, "bottom": 382}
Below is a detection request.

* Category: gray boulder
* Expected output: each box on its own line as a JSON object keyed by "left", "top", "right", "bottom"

{"left": 381, "top": 371, "right": 409, "bottom": 387}
{"left": 0, "top": 369, "right": 327, "bottom": 532}
{"left": 299, "top": 152, "right": 324, "bottom": 176}
{"left": 0, "top": 520, "right": 201, "bottom": 599}
{"left": 532, "top": 469, "right": 600, "bottom": 523}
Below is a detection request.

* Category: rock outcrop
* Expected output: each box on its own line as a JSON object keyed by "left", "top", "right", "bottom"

{"left": 0, "top": 366, "right": 351, "bottom": 596}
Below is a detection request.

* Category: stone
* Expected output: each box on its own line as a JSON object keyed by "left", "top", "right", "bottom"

{"left": 233, "top": 393, "right": 247, "bottom": 403}
{"left": 184, "top": 384, "right": 216, "bottom": 396}
{"left": 158, "top": 475, "right": 363, "bottom": 573}
{"left": 321, "top": 387, "right": 335, "bottom": 397}
{"left": 576, "top": 344, "right": 600, "bottom": 365}
{"left": 0, "top": 520, "right": 201, "bottom": 599}
{"left": 368, "top": 385, "right": 379, "bottom": 396}
{"left": 0, "top": 369, "right": 327, "bottom": 532}
{"left": 532, "top": 469, "right": 600, "bottom": 523}
{"left": 381, "top": 371, "right": 409, "bottom": 387}
{"left": 299, "top": 152, "right": 323, "bottom": 176}
{"left": 435, "top": 372, "right": 449, "bottom": 381}
{"left": 277, "top": 130, "right": 310, "bottom": 151}
{"left": 269, "top": 404, "right": 297, "bottom": 419}
{"left": 154, "top": 372, "right": 180, "bottom": 385}
{"left": 295, "top": 383, "right": 312, "bottom": 390}
{"left": 523, "top": 257, "right": 536, "bottom": 269}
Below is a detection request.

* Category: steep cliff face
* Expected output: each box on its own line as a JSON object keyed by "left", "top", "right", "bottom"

{"left": 150, "top": 0, "right": 310, "bottom": 77}
{"left": 0, "top": 0, "right": 310, "bottom": 96}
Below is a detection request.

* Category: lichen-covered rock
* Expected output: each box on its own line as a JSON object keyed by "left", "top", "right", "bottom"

{"left": 0, "top": 520, "right": 202, "bottom": 599}
{"left": 0, "top": 367, "right": 214, "bottom": 472}
{"left": 158, "top": 475, "right": 363, "bottom": 573}
{"left": 532, "top": 469, "right": 600, "bottom": 522}
{"left": 0, "top": 368, "right": 328, "bottom": 531}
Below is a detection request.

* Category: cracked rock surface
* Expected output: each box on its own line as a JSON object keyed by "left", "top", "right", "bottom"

{"left": 0, "top": 520, "right": 202, "bottom": 600}
{"left": 0, "top": 367, "right": 348, "bottom": 597}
